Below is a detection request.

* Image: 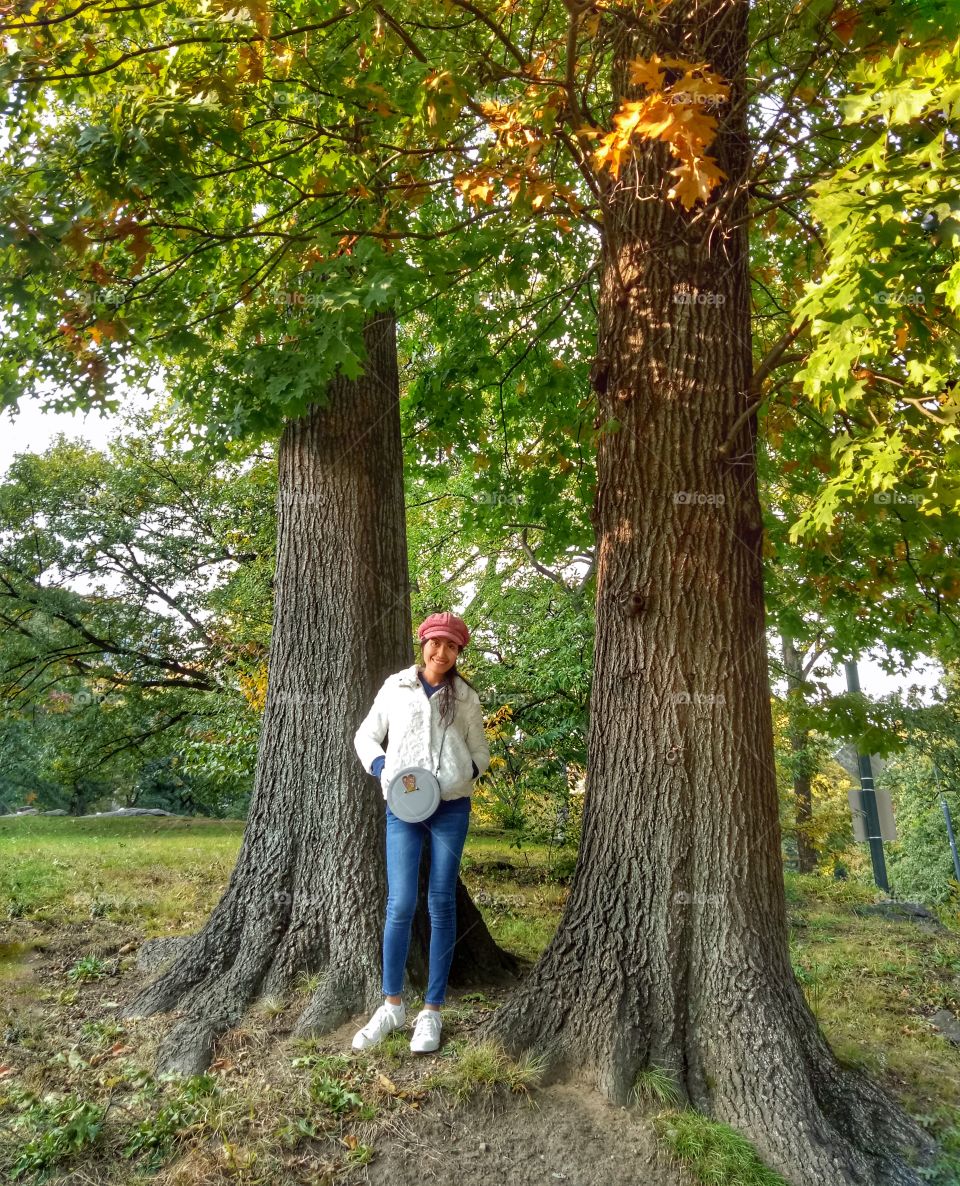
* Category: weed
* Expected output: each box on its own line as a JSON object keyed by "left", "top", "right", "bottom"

{"left": 121, "top": 1072, "right": 219, "bottom": 1171}
{"left": 308, "top": 1074, "right": 364, "bottom": 1116}
{"left": 78, "top": 1019, "right": 127, "bottom": 1047}
{"left": 5, "top": 1089, "right": 107, "bottom": 1180}
{"left": 65, "top": 955, "right": 109, "bottom": 983}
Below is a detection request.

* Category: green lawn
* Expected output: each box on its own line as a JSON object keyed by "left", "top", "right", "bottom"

{"left": 1, "top": 816, "right": 959, "bottom": 1184}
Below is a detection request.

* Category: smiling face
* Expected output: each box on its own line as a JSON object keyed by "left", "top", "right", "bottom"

{"left": 421, "top": 636, "right": 460, "bottom": 682}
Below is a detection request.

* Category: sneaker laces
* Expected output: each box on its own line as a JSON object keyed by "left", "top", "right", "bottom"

{"left": 362, "top": 1004, "right": 399, "bottom": 1037}
{"left": 413, "top": 1010, "right": 441, "bottom": 1035}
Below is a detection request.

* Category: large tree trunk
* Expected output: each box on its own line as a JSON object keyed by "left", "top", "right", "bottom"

{"left": 480, "top": 5, "right": 935, "bottom": 1184}
{"left": 782, "top": 633, "right": 818, "bottom": 875}
{"left": 122, "top": 313, "right": 519, "bottom": 1074}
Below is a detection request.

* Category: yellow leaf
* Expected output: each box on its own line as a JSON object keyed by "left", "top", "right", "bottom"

{"left": 628, "top": 55, "right": 667, "bottom": 92}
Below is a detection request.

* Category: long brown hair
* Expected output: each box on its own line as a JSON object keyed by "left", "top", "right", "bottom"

{"left": 417, "top": 643, "right": 478, "bottom": 726}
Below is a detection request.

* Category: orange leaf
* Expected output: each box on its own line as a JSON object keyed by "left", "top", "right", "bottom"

{"left": 665, "top": 154, "right": 727, "bottom": 209}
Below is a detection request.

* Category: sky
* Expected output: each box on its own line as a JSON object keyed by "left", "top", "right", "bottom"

{"left": 2, "top": 394, "right": 947, "bottom": 706}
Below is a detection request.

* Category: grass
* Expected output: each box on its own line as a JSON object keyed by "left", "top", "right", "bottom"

{"left": 1, "top": 818, "right": 960, "bottom": 1183}
{"left": 420, "top": 1038, "right": 549, "bottom": 1102}
{"left": 0, "top": 815, "right": 243, "bottom": 934}
{"left": 631, "top": 1064, "right": 684, "bottom": 1108}
{"left": 653, "top": 1110, "right": 791, "bottom": 1186}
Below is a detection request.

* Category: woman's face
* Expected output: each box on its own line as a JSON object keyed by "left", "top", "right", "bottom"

{"left": 422, "top": 636, "right": 459, "bottom": 673}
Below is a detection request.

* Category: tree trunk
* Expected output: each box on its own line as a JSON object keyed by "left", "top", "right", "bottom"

{"left": 782, "top": 633, "right": 818, "bottom": 875}
{"left": 121, "top": 313, "right": 519, "bottom": 1074}
{"left": 479, "top": 6, "right": 936, "bottom": 1184}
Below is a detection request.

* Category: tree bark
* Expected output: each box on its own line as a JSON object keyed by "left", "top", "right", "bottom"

{"left": 782, "top": 633, "right": 818, "bottom": 875}
{"left": 479, "top": 5, "right": 936, "bottom": 1183}
{"left": 121, "top": 313, "right": 519, "bottom": 1074}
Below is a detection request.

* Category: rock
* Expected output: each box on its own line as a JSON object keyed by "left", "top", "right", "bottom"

{"left": 81, "top": 808, "right": 182, "bottom": 818}
{"left": 40, "top": 809, "right": 68, "bottom": 816}
{"left": 931, "top": 1009, "right": 960, "bottom": 1046}
{"left": 853, "top": 900, "right": 947, "bottom": 930}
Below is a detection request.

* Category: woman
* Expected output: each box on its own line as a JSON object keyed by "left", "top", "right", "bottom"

{"left": 351, "top": 611, "right": 490, "bottom": 1054}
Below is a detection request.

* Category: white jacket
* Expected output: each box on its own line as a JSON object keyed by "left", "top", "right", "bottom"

{"left": 354, "top": 664, "right": 491, "bottom": 802}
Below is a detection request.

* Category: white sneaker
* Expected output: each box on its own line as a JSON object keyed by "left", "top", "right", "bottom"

{"left": 410, "top": 1008, "right": 442, "bottom": 1053}
{"left": 352, "top": 1002, "right": 406, "bottom": 1051}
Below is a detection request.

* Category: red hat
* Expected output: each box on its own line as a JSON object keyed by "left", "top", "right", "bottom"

{"left": 417, "top": 612, "right": 471, "bottom": 649}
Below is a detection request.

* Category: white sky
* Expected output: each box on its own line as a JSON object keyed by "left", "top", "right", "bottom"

{"left": 2, "top": 396, "right": 947, "bottom": 705}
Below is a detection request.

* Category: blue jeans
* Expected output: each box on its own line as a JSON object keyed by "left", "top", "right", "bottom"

{"left": 382, "top": 796, "right": 472, "bottom": 1006}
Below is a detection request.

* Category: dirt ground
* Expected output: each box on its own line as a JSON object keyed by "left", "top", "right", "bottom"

{"left": 349, "top": 1076, "right": 691, "bottom": 1186}
{"left": 1, "top": 919, "right": 693, "bottom": 1186}
{"left": 313, "top": 1011, "right": 692, "bottom": 1186}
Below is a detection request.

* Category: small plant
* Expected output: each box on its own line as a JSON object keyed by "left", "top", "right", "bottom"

{"left": 276, "top": 1115, "right": 321, "bottom": 1148}
{"left": 293, "top": 971, "right": 322, "bottom": 994}
{"left": 345, "top": 1140, "right": 374, "bottom": 1166}
{"left": 308, "top": 1074, "right": 364, "bottom": 1116}
{"left": 654, "top": 1109, "right": 790, "bottom": 1185}
{"left": 8, "top": 1092, "right": 108, "bottom": 1179}
{"left": 121, "top": 1073, "right": 219, "bottom": 1170}
{"left": 631, "top": 1064, "right": 683, "bottom": 1108}
{"left": 254, "top": 993, "right": 287, "bottom": 1018}
{"left": 79, "top": 1019, "right": 127, "bottom": 1047}
{"left": 65, "top": 954, "right": 109, "bottom": 983}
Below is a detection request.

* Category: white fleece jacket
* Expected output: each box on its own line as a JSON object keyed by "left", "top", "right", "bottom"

{"left": 353, "top": 664, "right": 491, "bottom": 802}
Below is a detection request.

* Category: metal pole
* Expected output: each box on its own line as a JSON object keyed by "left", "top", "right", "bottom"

{"left": 934, "top": 763, "right": 960, "bottom": 885}
{"left": 844, "top": 660, "right": 890, "bottom": 893}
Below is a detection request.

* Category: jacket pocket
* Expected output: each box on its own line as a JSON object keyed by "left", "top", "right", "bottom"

{"left": 443, "top": 728, "right": 474, "bottom": 783}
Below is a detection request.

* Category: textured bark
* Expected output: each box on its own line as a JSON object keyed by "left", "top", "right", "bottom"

{"left": 121, "top": 313, "right": 519, "bottom": 1074}
{"left": 480, "top": 6, "right": 936, "bottom": 1184}
{"left": 782, "top": 634, "right": 818, "bottom": 875}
